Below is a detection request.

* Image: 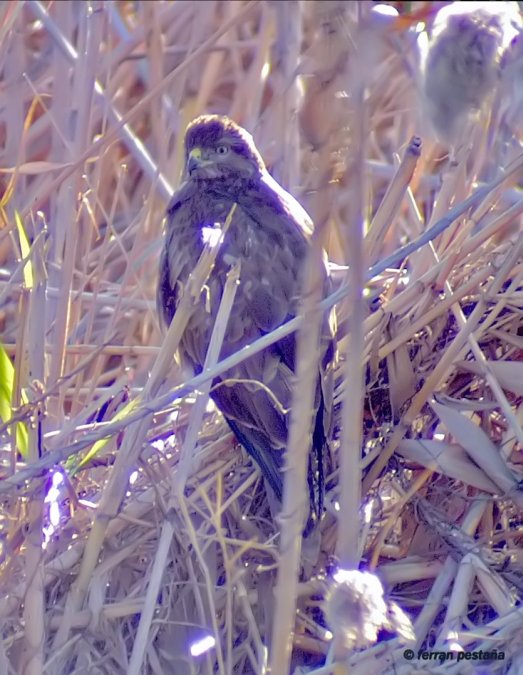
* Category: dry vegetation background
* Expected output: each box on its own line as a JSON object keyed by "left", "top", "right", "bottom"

{"left": 0, "top": 1, "right": 523, "bottom": 674}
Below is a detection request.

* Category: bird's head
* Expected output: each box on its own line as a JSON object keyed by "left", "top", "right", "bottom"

{"left": 183, "top": 115, "right": 266, "bottom": 181}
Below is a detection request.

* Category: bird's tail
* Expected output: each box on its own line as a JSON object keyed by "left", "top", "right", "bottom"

{"left": 225, "top": 417, "right": 284, "bottom": 500}
{"left": 225, "top": 415, "right": 326, "bottom": 538}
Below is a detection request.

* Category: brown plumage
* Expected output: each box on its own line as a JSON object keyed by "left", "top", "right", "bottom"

{"left": 157, "top": 114, "right": 336, "bottom": 531}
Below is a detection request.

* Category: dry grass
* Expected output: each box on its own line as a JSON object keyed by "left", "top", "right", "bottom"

{"left": 0, "top": 1, "right": 522, "bottom": 674}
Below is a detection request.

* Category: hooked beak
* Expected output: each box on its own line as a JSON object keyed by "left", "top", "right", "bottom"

{"left": 187, "top": 147, "right": 204, "bottom": 175}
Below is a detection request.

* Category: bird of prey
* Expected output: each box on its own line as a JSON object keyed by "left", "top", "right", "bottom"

{"left": 157, "top": 114, "right": 336, "bottom": 532}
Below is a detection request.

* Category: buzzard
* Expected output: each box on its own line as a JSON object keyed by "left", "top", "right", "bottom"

{"left": 157, "top": 114, "right": 336, "bottom": 531}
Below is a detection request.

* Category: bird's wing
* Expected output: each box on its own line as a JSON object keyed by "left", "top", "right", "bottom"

{"left": 209, "top": 179, "right": 336, "bottom": 523}
{"left": 233, "top": 173, "right": 337, "bottom": 427}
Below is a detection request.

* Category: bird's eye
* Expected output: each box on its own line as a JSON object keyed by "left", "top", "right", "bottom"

{"left": 216, "top": 145, "right": 229, "bottom": 155}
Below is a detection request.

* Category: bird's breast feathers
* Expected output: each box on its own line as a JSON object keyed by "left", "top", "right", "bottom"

{"left": 159, "top": 178, "right": 324, "bottom": 363}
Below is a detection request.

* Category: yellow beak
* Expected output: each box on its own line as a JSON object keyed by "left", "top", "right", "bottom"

{"left": 187, "top": 147, "right": 204, "bottom": 174}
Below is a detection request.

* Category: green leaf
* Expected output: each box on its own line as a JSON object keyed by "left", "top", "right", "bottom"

{"left": 15, "top": 210, "right": 33, "bottom": 289}
{"left": 69, "top": 396, "right": 140, "bottom": 473}
{"left": 0, "top": 343, "right": 13, "bottom": 426}
{"left": 0, "top": 342, "right": 28, "bottom": 458}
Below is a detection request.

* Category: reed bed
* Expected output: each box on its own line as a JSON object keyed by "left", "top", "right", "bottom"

{"left": 0, "top": 1, "right": 522, "bottom": 673}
